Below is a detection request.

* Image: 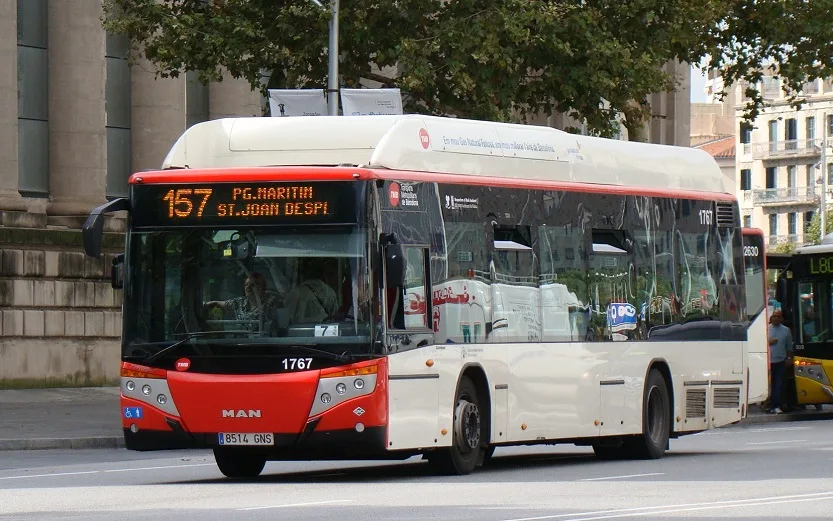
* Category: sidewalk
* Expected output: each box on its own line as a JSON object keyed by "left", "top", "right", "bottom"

{"left": 0, "top": 387, "right": 123, "bottom": 451}
{"left": 2, "top": 387, "right": 833, "bottom": 451}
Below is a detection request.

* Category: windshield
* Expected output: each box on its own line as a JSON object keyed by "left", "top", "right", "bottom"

{"left": 122, "top": 226, "right": 374, "bottom": 364}
{"left": 796, "top": 280, "right": 833, "bottom": 348}
{"left": 742, "top": 233, "right": 765, "bottom": 318}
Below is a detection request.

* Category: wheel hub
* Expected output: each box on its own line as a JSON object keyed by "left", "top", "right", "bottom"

{"left": 454, "top": 399, "right": 480, "bottom": 452}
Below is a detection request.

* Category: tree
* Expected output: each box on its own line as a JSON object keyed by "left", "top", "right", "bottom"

{"left": 804, "top": 209, "right": 833, "bottom": 246}
{"left": 695, "top": 0, "right": 833, "bottom": 123}
{"left": 772, "top": 242, "right": 796, "bottom": 254}
{"left": 103, "top": 0, "right": 832, "bottom": 137}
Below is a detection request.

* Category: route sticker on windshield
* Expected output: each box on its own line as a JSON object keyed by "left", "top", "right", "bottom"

{"left": 314, "top": 324, "right": 339, "bottom": 337}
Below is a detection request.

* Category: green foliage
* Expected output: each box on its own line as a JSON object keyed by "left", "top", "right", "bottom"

{"left": 103, "top": 0, "right": 833, "bottom": 136}
{"left": 772, "top": 242, "right": 796, "bottom": 254}
{"left": 696, "top": 0, "right": 833, "bottom": 124}
{"left": 804, "top": 208, "right": 833, "bottom": 245}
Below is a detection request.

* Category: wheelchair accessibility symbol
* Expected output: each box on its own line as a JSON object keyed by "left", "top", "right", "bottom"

{"left": 123, "top": 407, "right": 143, "bottom": 419}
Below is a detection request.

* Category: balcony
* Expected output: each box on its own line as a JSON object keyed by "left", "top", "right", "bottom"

{"left": 751, "top": 139, "right": 823, "bottom": 161}
{"left": 768, "top": 234, "right": 802, "bottom": 247}
{"left": 752, "top": 187, "right": 818, "bottom": 206}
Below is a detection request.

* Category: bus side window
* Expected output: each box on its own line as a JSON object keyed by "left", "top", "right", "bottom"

{"left": 387, "top": 246, "right": 430, "bottom": 331}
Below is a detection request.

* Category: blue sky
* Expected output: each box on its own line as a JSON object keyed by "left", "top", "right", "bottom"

{"left": 690, "top": 67, "right": 708, "bottom": 103}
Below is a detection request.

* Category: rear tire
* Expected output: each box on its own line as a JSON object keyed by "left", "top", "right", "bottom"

{"left": 628, "top": 369, "right": 670, "bottom": 459}
{"left": 213, "top": 449, "right": 266, "bottom": 478}
{"left": 428, "top": 376, "right": 484, "bottom": 475}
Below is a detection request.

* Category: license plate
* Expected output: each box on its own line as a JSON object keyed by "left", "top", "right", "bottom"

{"left": 217, "top": 433, "right": 274, "bottom": 446}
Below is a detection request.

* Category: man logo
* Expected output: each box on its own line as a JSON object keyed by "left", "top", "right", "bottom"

{"left": 222, "top": 409, "right": 262, "bottom": 418}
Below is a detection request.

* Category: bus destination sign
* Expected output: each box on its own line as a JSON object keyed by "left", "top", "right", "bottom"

{"left": 130, "top": 181, "right": 360, "bottom": 227}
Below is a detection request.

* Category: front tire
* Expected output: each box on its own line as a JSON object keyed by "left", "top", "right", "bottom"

{"left": 428, "top": 376, "right": 484, "bottom": 475}
{"left": 214, "top": 449, "right": 266, "bottom": 478}
{"left": 628, "top": 369, "right": 671, "bottom": 459}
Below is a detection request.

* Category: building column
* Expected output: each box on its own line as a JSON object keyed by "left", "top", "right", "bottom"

{"left": 209, "top": 73, "right": 263, "bottom": 120}
{"left": 647, "top": 61, "right": 691, "bottom": 147}
{"left": 131, "top": 57, "right": 186, "bottom": 172}
{"left": 0, "top": 0, "right": 25, "bottom": 211}
{"left": 46, "top": 0, "right": 107, "bottom": 217}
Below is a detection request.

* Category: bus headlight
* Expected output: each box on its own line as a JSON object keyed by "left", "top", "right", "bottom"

{"left": 794, "top": 361, "right": 831, "bottom": 386}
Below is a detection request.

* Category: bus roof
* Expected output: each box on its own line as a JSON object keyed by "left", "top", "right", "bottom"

{"left": 161, "top": 115, "right": 732, "bottom": 195}
{"left": 794, "top": 232, "right": 833, "bottom": 255}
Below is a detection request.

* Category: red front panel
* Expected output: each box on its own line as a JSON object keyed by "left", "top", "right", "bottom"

{"left": 166, "top": 371, "right": 319, "bottom": 434}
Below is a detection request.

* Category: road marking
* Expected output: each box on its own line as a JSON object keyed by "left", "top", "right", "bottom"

{"left": 0, "top": 471, "right": 98, "bottom": 481}
{"left": 580, "top": 473, "right": 664, "bottom": 481}
{"left": 0, "top": 463, "right": 213, "bottom": 480}
{"left": 698, "top": 426, "right": 811, "bottom": 435}
{"left": 238, "top": 499, "right": 353, "bottom": 511}
{"left": 498, "top": 491, "right": 833, "bottom": 521}
{"left": 104, "top": 463, "right": 214, "bottom": 473}
{"left": 749, "top": 426, "right": 811, "bottom": 432}
{"left": 746, "top": 439, "right": 807, "bottom": 445}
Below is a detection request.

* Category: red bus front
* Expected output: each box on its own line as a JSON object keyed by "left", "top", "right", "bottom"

{"left": 93, "top": 169, "right": 393, "bottom": 476}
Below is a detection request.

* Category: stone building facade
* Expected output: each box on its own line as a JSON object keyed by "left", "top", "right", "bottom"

{"left": 0, "top": 1, "right": 692, "bottom": 386}
{"left": 0, "top": 0, "right": 260, "bottom": 386}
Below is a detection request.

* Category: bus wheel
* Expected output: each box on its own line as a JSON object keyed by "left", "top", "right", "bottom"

{"left": 213, "top": 449, "right": 266, "bottom": 478}
{"left": 628, "top": 369, "right": 670, "bottom": 459}
{"left": 429, "top": 376, "right": 483, "bottom": 475}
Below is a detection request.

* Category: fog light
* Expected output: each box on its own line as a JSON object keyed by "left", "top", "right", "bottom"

{"left": 336, "top": 383, "right": 347, "bottom": 395}
{"left": 321, "top": 393, "right": 332, "bottom": 404}
{"left": 355, "top": 422, "right": 365, "bottom": 433}
{"left": 157, "top": 394, "right": 167, "bottom": 405}
{"left": 142, "top": 385, "right": 151, "bottom": 395}
{"left": 126, "top": 380, "right": 135, "bottom": 392}
{"left": 130, "top": 424, "right": 138, "bottom": 433}
{"left": 354, "top": 378, "right": 365, "bottom": 390}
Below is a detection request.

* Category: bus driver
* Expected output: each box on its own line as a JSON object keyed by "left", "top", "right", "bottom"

{"left": 205, "top": 272, "right": 280, "bottom": 331}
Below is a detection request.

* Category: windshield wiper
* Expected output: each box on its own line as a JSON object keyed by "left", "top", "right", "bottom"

{"left": 140, "top": 332, "right": 217, "bottom": 365}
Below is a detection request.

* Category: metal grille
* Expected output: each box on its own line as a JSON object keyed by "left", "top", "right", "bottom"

{"left": 713, "top": 387, "right": 741, "bottom": 409}
{"left": 686, "top": 389, "right": 707, "bottom": 418}
{"left": 716, "top": 202, "right": 736, "bottom": 228}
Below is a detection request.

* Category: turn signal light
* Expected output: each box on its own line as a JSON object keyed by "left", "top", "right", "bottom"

{"left": 321, "top": 364, "right": 379, "bottom": 379}
{"left": 120, "top": 363, "right": 165, "bottom": 379}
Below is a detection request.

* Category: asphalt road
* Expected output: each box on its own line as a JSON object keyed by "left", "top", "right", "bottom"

{"left": 2, "top": 420, "right": 833, "bottom": 520}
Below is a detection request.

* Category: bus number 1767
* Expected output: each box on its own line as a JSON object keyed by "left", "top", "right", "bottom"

{"left": 282, "top": 358, "right": 313, "bottom": 371}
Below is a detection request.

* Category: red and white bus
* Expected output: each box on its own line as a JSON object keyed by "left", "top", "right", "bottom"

{"left": 83, "top": 115, "right": 761, "bottom": 478}
{"left": 741, "top": 227, "right": 768, "bottom": 405}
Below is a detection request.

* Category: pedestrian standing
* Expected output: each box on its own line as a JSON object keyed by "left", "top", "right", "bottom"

{"left": 768, "top": 310, "right": 793, "bottom": 414}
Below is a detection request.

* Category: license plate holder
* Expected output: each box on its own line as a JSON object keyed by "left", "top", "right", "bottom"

{"left": 217, "top": 433, "right": 274, "bottom": 446}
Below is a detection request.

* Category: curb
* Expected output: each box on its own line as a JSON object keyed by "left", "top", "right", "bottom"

{"left": 0, "top": 437, "right": 125, "bottom": 451}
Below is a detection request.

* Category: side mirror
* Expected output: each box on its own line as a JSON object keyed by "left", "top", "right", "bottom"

{"left": 82, "top": 198, "right": 129, "bottom": 259}
{"left": 381, "top": 233, "right": 405, "bottom": 287}
{"left": 111, "top": 253, "right": 125, "bottom": 290}
{"left": 775, "top": 276, "right": 786, "bottom": 304}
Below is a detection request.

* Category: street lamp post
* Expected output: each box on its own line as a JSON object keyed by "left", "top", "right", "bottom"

{"left": 311, "top": 0, "right": 340, "bottom": 116}
{"left": 819, "top": 111, "right": 829, "bottom": 238}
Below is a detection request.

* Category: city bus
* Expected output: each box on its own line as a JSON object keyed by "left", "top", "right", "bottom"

{"left": 774, "top": 233, "right": 833, "bottom": 407}
{"left": 742, "top": 228, "right": 768, "bottom": 406}
{"left": 83, "top": 115, "right": 758, "bottom": 478}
